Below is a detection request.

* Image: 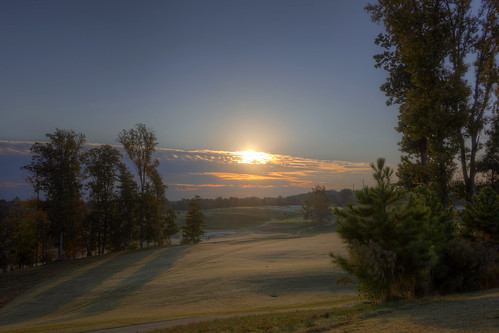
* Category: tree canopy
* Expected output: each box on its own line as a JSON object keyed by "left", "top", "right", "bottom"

{"left": 367, "top": 0, "right": 499, "bottom": 203}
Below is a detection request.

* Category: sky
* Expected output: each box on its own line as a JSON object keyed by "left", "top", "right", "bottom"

{"left": 0, "top": 0, "right": 402, "bottom": 201}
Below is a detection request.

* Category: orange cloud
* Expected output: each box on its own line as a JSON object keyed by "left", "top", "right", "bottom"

{"left": 239, "top": 184, "right": 277, "bottom": 188}
{"left": 198, "top": 172, "right": 283, "bottom": 181}
{"left": 172, "top": 183, "right": 232, "bottom": 188}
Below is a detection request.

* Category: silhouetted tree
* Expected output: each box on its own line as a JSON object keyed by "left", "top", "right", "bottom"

{"left": 337, "top": 189, "right": 355, "bottom": 207}
{"left": 164, "top": 207, "right": 179, "bottom": 245}
{"left": 113, "top": 164, "right": 140, "bottom": 249}
{"left": 4, "top": 200, "right": 49, "bottom": 268}
{"left": 144, "top": 169, "right": 168, "bottom": 245}
{"left": 84, "top": 145, "right": 123, "bottom": 254}
{"left": 331, "top": 158, "right": 446, "bottom": 303}
{"left": 118, "top": 123, "right": 159, "bottom": 247}
{"left": 462, "top": 187, "right": 499, "bottom": 244}
{"left": 367, "top": 0, "right": 499, "bottom": 203}
{"left": 478, "top": 114, "right": 499, "bottom": 191}
{"left": 23, "top": 129, "right": 86, "bottom": 260}
{"left": 301, "top": 199, "right": 312, "bottom": 223}
{"left": 182, "top": 196, "right": 206, "bottom": 244}
{"left": 307, "top": 185, "right": 331, "bottom": 225}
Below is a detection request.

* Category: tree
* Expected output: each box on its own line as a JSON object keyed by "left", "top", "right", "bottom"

{"left": 462, "top": 186, "right": 499, "bottom": 244}
{"left": 306, "top": 185, "right": 331, "bottom": 225}
{"left": 143, "top": 169, "right": 168, "bottom": 245}
{"left": 366, "top": 0, "right": 499, "bottom": 204}
{"left": 301, "top": 199, "right": 312, "bottom": 223}
{"left": 4, "top": 200, "right": 49, "bottom": 268}
{"left": 113, "top": 164, "right": 140, "bottom": 250}
{"left": 164, "top": 207, "right": 179, "bottom": 246}
{"left": 0, "top": 200, "right": 12, "bottom": 271}
{"left": 331, "top": 158, "right": 441, "bottom": 303}
{"left": 84, "top": 145, "right": 123, "bottom": 254}
{"left": 118, "top": 123, "right": 159, "bottom": 247}
{"left": 22, "top": 129, "right": 86, "bottom": 260}
{"left": 182, "top": 196, "right": 206, "bottom": 244}
{"left": 337, "top": 189, "right": 355, "bottom": 207}
{"left": 478, "top": 114, "right": 499, "bottom": 191}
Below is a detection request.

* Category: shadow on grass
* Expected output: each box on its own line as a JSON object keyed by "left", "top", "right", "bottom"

{"left": 373, "top": 291, "right": 499, "bottom": 332}
{"left": 0, "top": 246, "right": 187, "bottom": 326}
{"left": 248, "top": 271, "right": 355, "bottom": 297}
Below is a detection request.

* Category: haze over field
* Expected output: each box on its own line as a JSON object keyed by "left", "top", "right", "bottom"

{"left": 0, "top": 0, "right": 400, "bottom": 200}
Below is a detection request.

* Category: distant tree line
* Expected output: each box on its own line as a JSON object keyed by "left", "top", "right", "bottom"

{"left": 331, "top": 0, "right": 499, "bottom": 304}
{"left": 171, "top": 188, "right": 355, "bottom": 211}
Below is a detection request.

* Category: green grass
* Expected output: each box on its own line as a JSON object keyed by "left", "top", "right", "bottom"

{"left": 176, "top": 206, "right": 303, "bottom": 231}
{"left": 156, "top": 303, "right": 372, "bottom": 333}
{"left": 154, "top": 289, "right": 499, "bottom": 333}
{"left": 0, "top": 221, "right": 355, "bottom": 333}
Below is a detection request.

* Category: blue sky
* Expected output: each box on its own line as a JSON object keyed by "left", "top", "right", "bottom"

{"left": 0, "top": 0, "right": 401, "bottom": 200}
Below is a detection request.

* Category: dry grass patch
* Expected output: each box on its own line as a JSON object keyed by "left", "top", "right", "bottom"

{"left": 0, "top": 231, "right": 356, "bottom": 333}
{"left": 154, "top": 289, "right": 499, "bottom": 333}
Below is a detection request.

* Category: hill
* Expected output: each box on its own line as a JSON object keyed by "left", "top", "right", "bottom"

{"left": 0, "top": 208, "right": 352, "bottom": 332}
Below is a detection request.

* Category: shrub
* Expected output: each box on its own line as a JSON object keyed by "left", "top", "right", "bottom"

{"left": 331, "top": 158, "right": 450, "bottom": 303}
{"left": 461, "top": 186, "right": 499, "bottom": 244}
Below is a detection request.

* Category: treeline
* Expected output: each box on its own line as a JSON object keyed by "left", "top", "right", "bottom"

{"left": 171, "top": 188, "right": 355, "bottom": 210}
{"left": 331, "top": 0, "right": 499, "bottom": 304}
{"left": 332, "top": 159, "right": 499, "bottom": 303}
{"left": 0, "top": 124, "right": 186, "bottom": 271}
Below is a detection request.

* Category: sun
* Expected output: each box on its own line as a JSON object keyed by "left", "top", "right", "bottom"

{"left": 236, "top": 150, "right": 273, "bottom": 164}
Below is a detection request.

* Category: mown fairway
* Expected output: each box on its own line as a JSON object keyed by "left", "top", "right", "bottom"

{"left": 0, "top": 207, "right": 357, "bottom": 333}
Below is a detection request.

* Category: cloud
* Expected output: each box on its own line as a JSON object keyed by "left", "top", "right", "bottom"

{"left": 0, "top": 141, "right": 33, "bottom": 156}
{"left": 0, "top": 141, "right": 375, "bottom": 200}
{"left": 0, "top": 180, "right": 28, "bottom": 188}
{"left": 197, "top": 172, "right": 283, "bottom": 182}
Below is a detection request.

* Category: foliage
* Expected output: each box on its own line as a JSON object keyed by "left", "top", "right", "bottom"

{"left": 331, "top": 158, "right": 447, "bottom": 303}
{"left": 143, "top": 169, "right": 169, "bottom": 245}
{"left": 337, "top": 188, "right": 355, "bottom": 206}
{"left": 478, "top": 114, "right": 499, "bottom": 191}
{"left": 164, "top": 206, "right": 179, "bottom": 246}
{"left": 301, "top": 199, "right": 312, "bottom": 223}
{"left": 367, "top": 0, "right": 499, "bottom": 203}
{"left": 303, "top": 185, "right": 332, "bottom": 225}
{"left": 436, "top": 238, "right": 499, "bottom": 293}
{"left": 181, "top": 196, "right": 206, "bottom": 244}
{"left": 113, "top": 163, "right": 140, "bottom": 250}
{"left": 84, "top": 144, "right": 123, "bottom": 254}
{"left": 461, "top": 186, "right": 499, "bottom": 244}
{"left": 118, "top": 123, "right": 159, "bottom": 247}
{"left": 4, "top": 200, "right": 49, "bottom": 268}
{"left": 22, "top": 129, "right": 86, "bottom": 260}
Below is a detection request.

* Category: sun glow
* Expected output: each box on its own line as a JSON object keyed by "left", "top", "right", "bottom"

{"left": 236, "top": 150, "right": 274, "bottom": 164}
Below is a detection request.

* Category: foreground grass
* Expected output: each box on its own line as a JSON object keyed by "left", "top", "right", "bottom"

{"left": 156, "top": 289, "right": 499, "bottom": 333}
{"left": 0, "top": 226, "right": 355, "bottom": 332}
{"left": 155, "top": 304, "right": 371, "bottom": 333}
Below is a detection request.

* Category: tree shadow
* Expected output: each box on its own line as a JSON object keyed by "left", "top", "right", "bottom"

{"left": 247, "top": 271, "right": 355, "bottom": 297}
{"left": 0, "top": 246, "right": 187, "bottom": 326}
{"left": 373, "top": 292, "right": 499, "bottom": 332}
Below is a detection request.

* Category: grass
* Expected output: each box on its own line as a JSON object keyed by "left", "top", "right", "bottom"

{"left": 2, "top": 205, "right": 496, "bottom": 333}
{"left": 155, "top": 303, "right": 372, "bottom": 333}
{"left": 177, "top": 206, "right": 303, "bottom": 231}
{"left": 155, "top": 290, "right": 499, "bottom": 332}
{"left": 0, "top": 206, "right": 356, "bottom": 333}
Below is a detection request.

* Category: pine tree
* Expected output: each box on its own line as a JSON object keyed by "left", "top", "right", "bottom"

{"left": 331, "top": 158, "right": 440, "bottom": 303}
{"left": 462, "top": 187, "right": 499, "bottom": 244}
{"left": 181, "top": 196, "right": 205, "bottom": 244}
